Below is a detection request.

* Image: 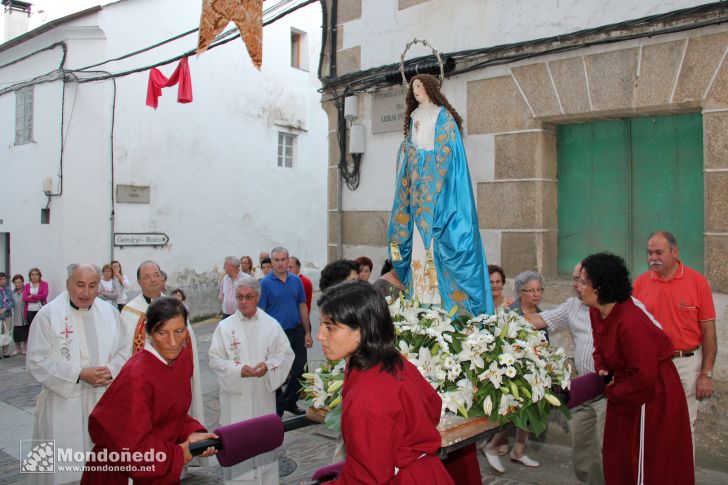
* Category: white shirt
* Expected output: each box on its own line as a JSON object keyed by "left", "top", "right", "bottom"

{"left": 219, "top": 272, "right": 251, "bottom": 315}
{"left": 28, "top": 285, "right": 41, "bottom": 311}
{"left": 540, "top": 297, "right": 595, "bottom": 375}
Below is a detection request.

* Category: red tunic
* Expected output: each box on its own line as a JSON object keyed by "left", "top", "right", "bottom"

{"left": 81, "top": 349, "right": 205, "bottom": 485}
{"left": 327, "top": 358, "right": 454, "bottom": 485}
{"left": 590, "top": 298, "right": 694, "bottom": 485}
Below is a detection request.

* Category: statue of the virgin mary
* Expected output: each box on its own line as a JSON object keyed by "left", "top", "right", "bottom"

{"left": 387, "top": 73, "right": 493, "bottom": 316}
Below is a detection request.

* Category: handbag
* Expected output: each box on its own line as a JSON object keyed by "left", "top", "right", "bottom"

{"left": 0, "top": 320, "right": 11, "bottom": 347}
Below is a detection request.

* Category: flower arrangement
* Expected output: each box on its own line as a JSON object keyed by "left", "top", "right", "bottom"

{"left": 302, "top": 296, "right": 571, "bottom": 435}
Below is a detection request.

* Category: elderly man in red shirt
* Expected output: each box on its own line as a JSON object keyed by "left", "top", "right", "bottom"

{"left": 632, "top": 231, "right": 717, "bottom": 440}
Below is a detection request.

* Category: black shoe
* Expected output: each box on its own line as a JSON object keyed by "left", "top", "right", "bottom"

{"left": 285, "top": 406, "right": 306, "bottom": 416}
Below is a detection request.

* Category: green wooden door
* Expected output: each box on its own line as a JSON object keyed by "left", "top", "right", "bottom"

{"left": 557, "top": 113, "right": 703, "bottom": 276}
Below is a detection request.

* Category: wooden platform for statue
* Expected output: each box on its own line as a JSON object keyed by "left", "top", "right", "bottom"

{"left": 305, "top": 407, "right": 504, "bottom": 456}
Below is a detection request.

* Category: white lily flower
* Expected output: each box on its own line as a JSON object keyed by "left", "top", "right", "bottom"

{"left": 478, "top": 361, "right": 505, "bottom": 389}
{"left": 498, "top": 352, "right": 516, "bottom": 366}
{"left": 483, "top": 395, "right": 493, "bottom": 415}
{"left": 498, "top": 394, "right": 521, "bottom": 416}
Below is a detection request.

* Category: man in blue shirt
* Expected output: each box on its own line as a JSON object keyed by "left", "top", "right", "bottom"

{"left": 259, "top": 246, "right": 312, "bottom": 416}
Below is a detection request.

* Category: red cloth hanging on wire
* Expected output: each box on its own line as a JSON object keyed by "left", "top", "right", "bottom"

{"left": 146, "top": 57, "right": 193, "bottom": 109}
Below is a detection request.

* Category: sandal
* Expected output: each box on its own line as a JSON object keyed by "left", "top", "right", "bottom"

{"left": 484, "top": 449, "right": 506, "bottom": 473}
{"left": 510, "top": 453, "right": 540, "bottom": 468}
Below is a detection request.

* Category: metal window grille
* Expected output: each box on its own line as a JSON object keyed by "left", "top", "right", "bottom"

{"left": 15, "top": 85, "right": 33, "bottom": 145}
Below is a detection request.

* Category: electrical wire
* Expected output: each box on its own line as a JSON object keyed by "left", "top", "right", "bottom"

{"left": 77, "top": 0, "right": 309, "bottom": 72}
{"left": 74, "top": 0, "right": 321, "bottom": 84}
{"left": 76, "top": 27, "right": 199, "bottom": 71}
{"left": 0, "top": 0, "right": 322, "bottom": 91}
{"left": 319, "top": 1, "right": 728, "bottom": 102}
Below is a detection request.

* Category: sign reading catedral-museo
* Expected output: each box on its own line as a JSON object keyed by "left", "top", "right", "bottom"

{"left": 114, "top": 233, "right": 169, "bottom": 247}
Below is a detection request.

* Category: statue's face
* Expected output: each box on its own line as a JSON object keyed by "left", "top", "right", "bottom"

{"left": 412, "top": 79, "right": 430, "bottom": 104}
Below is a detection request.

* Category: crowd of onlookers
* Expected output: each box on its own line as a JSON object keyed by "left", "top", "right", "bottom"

{"left": 0, "top": 268, "right": 48, "bottom": 357}
{"left": 0, "top": 253, "right": 398, "bottom": 361}
{"left": 0, "top": 259, "right": 192, "bottom": 358}
{"left": 0, "top": 230, "right": 715, "bottom": 484}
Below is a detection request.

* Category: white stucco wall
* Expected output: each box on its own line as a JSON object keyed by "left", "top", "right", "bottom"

{"left": 344, "top": 0, "right": 711, "bottom": 71}
{"left": 0, "top": 0, "right": 327, "bottom": 316}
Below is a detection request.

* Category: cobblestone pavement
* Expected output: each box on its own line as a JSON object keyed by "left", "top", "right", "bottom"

{"left": 1, "top": 315, "right": 725, "bottom": 485}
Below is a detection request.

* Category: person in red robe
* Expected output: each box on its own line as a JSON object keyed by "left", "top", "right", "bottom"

{"left": 577, "top": 253, "right": 694, "bottom": 485}
{"left": 81, "top": 298, "right": 217, "bottom": 485}
{"left": 316, "top": 281, "right": 454, "bottom": 485}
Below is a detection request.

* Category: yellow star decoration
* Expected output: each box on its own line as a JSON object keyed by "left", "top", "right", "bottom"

{"left": 197, "top": 0, "right": 263, "bottom": 70}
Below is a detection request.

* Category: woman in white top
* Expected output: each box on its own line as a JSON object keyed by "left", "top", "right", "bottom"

{"left": 98, "top": 264, "right": 122, "bottom": 305}
{"left": 111, "top": 260, "right": 131, "bottom": 311}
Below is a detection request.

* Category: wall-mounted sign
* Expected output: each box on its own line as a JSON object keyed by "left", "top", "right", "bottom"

{"left": 114, "top": 233, "right": 169, "bottom": 247}
{"left": 117, "top": 185, "right": 150, "bottom": 204}
{"left": 371, "top": 85, "right": 406, "bottom": 134}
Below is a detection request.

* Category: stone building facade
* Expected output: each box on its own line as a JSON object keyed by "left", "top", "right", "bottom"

{"left": 318, "top": 0, "right": 727, "bottom": 467}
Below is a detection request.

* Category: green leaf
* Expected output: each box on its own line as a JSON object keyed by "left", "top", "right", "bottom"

{"left": 324, "top": 406, "right": 342, "bottom": 433}
{"left": 457, "top": 404, "right": 469, "bottom": 419}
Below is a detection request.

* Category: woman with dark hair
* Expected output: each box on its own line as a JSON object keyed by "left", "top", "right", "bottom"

{"left": 578, "top": 253, "right": 694, "bottom": 485}
{"left": 111, "top": 260, "right": 131, "bottom": 312}
{"left": 354, "top": 256, "right": 373, "bottom": 282}
{"left": 372, "top": 259, "right": 405, "bottom": 300}
{"left": 317, "top": 281, "right": 453, "bottom": 484}
{"left": 488, "top": 264, "right": 513, "bottom": 309}
{"left": 240, "top": 255, "right": 254, "bottom": 276}
{"left": 82, "top": 297, "right": 217, "bottom": 484}
{"left": 98, "top": 264, "right": 122, "bottom": 305}
{"left": 20, "top": 267, "right": 47, "bottom": 353}
{"left": 171, "top": 288, "right": 188, "bottom": 311}
{"left": 319, "top": 259, "right": 359, "bottom": 292}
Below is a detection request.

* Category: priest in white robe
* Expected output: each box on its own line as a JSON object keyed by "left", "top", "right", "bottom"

{"left": 26, "top": 264, "right": 127, "bottom": 485}
{"left": 119, "top": 260, "right": 206, "bottom": 440}
{"left": 209, "top": 277, "right": 294, "bottom": 485}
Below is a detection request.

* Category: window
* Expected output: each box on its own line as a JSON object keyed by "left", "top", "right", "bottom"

{"left": 277, "top": 132, "right": 296, "bottom": 168}
{"left": 15, "top": 85, "right": 34, "bottom": 145}
{"left": 290, "top": 29, "right": 308, "bottom": 70}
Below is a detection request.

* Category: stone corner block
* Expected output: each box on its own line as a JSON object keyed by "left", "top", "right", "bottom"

{"left": 337, "top": 46, "right": 361, "bottom": 76}
{"left": 706, "top": 234, "right": 728, "bottom": 293}
{"left": 467, "top": 76, "right": 535, "bottom": 134}
{"left": 512, "top": 63, "right": 561, "bottom": 118}
{"left": 584, "top": 48, "right": 639, "bottom": 112}
{"left": 705, "top": 171, "right": 728, "bottom": 232}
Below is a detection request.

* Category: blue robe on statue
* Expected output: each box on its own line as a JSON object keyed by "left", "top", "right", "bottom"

{"left": 387, "top": 106, "right": 493, "bottom": 316}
